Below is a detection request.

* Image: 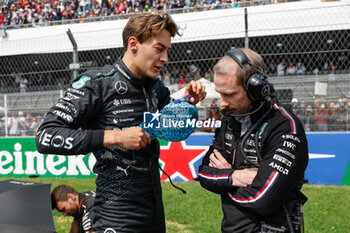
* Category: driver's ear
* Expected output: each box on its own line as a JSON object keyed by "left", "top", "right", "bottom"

{"left": 128, "top": 36, "right": 138, "bottom": 53}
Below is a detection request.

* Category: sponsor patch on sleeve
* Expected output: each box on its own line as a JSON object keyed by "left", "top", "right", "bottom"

{"left": 72, "top": 76, "right": 91, "bottom": 89}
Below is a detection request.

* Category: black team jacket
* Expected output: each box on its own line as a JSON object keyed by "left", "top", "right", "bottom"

{"left": 198, "top": 101, "right": 309, "bottom": 233}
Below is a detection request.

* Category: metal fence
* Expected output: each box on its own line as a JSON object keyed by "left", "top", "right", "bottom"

{"left": 0, "top": 3, "right": 350, "bottom": 136}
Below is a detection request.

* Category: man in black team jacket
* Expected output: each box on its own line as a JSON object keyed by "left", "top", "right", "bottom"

{"left": 51, "top": 185, "right": 95, "bottom": 233}
{"left": 36, "top": 13, "right": 206, "bottom": 232}
{"left": 198, "top": 48, "right": 308, "bottom": 233}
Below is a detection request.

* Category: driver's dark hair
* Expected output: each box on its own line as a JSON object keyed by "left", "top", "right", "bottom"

{"left": 51, "top": 185, "right": 78, "bottom": 209}
{"left": 122, "top": 12, "right": 181, "bottom": 51}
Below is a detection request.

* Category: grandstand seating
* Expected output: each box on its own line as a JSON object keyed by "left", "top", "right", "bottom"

{"left": 1, "top": 0, "right": 284, "bottom": 29}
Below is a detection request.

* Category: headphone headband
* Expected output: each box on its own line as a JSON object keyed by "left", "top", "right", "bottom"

{"left": 224, "top": 48, "right": 271, "bottom": 102}
{"left": 225, "top": 48, "right": 252, "bottom": 68}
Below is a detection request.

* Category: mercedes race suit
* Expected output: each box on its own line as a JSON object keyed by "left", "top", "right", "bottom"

{"left": 36, "top": 58, "right": 171, "bottom": 232}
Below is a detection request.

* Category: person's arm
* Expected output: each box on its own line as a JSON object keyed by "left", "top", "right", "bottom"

{"left": 199, "top": 145, "right": 257, "bottom": 194}
{"left": 35, "top": 74, "right": 105, "bottom": 155}
{"left": 224, "top": 117, "right": 308, "bottom": 217}
{"left": 80, "top": 191, "right": 95, "bottom": 233}
{"left": 198, "top": 145, "right": 233, "bottom": 194}
{"left": 69, "top": 220, "right": 79, "bottom": 233}
{"left": 36, "top": 73, "right": 152, "bottom": 155}
{"left": 198, "top": 123, "right": 237, "bottom": 194}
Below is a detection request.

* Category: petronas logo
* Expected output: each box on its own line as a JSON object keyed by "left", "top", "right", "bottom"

{"left": 72, "top": 76, "right": 91, "bottom": 89}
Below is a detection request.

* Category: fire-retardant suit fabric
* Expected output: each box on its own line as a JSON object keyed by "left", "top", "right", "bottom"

{"left": 36, "top": 58, "right": 171, "bottom": 232}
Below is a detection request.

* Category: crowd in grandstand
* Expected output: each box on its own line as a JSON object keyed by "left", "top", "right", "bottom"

{"left": 275, "top": 52, "right": 349, "bottom": 76}
{"left": 0, "top": 111, "right": 44, "bottom": 136}
{"left": 293, "top": 96, "right": 350, "bottom": 132}
{"left": 2, "top": 97, "right": 350, "bottom": 137}
{"left": 1, "top": 51, "right": 349, "bottom": 94}
{"left": 2, "top": 81, "right": 350, "bottom": 136}
{"left": 0, "top": 0, "right": 265, "bottom": 28}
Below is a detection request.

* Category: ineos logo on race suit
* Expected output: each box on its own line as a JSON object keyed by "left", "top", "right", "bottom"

{"left": 115, "top": 81, "right": 128, "bottom": 95}
{"left": 39, "top": 131, "right": 74, "bottom": 149}
{"left": 72, "top": 76, "right": 91, "bottom": 89}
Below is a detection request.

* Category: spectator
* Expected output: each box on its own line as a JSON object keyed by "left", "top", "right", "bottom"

{"left": 19, "top": 76, "right": 28, "bottom": 93}
{"left": 346, "top": 101, "right": 350, "bottom": 131}
{"left": 0, "top": 9, "right": 4, "bottom": 25}
{"left": 204, "top": 103, "right": 221, "bottom": 132}
{"left": 314, "top": 103, "right": 329, "bottom": 131}
{"left": 329, "top": 103, "right": 347, "bottom": 131}
{"left": 328, "top": 101, "right": 336, "bottom": 115}
{"left": 177, "top": 75, "right": 187, "bottom": 90}
{"left": 14, "top": 70, "right": 22, "bottom": 87}
{"left": 291, "top": 98, "right": 300, "bottom": 115}
{"left": 189, "top": 64, "right": 201, "bottom": 80}
{"left": 336, "top": 52, "right": 349, "bottom": 72}
{"left": 23, "top": 113, "right": 32, "bottom": 135}
{"left": 27, "top": 74, "right": 35, "bottom": 91}
{"left": 8, "top": 111, "right": 25, "bottom": 136}
{"left": 36, "top": 73, "right": 45, "bottom": 91}
{"left": 298, "top": 102, "right": 306, "bottom": 118}
{"left": 0, "top": 117, "right": 6, "bottom": 136}
{"left": 231, "top": 0, "right": 241, "bottom": 8}
{"left": 204, "top": 67, "right": 214, "bottom": 81}
{"left": 285, "top": 62, "right": 296, "bottom": 75}
{"left": 321, "top": 53, "right": 330, "bottom": 74}
{"left": 171, "top": 66, "right": 181, "bottom": 81}
{"left": 302, "top": 104, "right": 314, "bottom": 132}
{"left": 161, "top": 68, "right": 171, "bottom": 86}
{"left": 276, "top": 59, "right": 286, "bottom": 76}
{"left": 45, "top": 73, "right": 55, "bottom": 90}
{"left": 296, "top": 62, "right": 306, "bottom": 75}
{"left": 27, "top": 116, "right": 41, "bottom": 135}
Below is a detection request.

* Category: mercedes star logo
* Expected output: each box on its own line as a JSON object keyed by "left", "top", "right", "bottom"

{"left": 261, "top": 85, "right": 270, "bottom": 97}
{"left": 104, "top": 228, "right": 116, "bottom": 233}
{"left": 115, "top": 81, "right": 128, "bottom": 95}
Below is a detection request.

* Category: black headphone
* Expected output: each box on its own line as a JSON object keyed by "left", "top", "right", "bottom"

{"left": 225, "top": 48, "right": 271, "bottom": 102}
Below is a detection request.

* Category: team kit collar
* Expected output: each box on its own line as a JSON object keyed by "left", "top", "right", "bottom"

{"left": 114, "top": 57, "right": 158, "bottom": 88}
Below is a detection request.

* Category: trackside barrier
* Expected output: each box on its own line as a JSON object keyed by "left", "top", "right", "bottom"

{"left": 0, "top": 133, "right": 349, "bottom": 185}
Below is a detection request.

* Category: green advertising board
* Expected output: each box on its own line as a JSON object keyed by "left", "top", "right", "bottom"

{"left": 0, "top": 137, "right": 96, "bottom": 178}
{"left": 0, "top": 137, "right": 170, "bottom": 179}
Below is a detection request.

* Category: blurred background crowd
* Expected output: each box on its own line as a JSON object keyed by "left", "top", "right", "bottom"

{"left": 0, "top": 0, "right": 271, "bottom": 28}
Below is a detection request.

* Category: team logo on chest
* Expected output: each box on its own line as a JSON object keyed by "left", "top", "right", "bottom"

{"left": 115, "top": 81, "right": 128, "bottom": 95}
{"left": 104, "top": 228, "right": 116, "bottom": 233}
